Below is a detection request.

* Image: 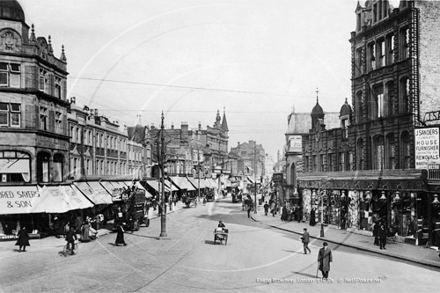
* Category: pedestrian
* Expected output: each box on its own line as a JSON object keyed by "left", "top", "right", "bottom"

{"left": 115, "top": 224, "right": 127, "bottom": 246}
{"left": 378, "top": 223, "right": 387, "bottom": 250}
{"left": 270, "top": 202, "right": 277, "bottom": 217}
{"left": 297, "top": 207, "right": 303, "bottom": 223}
{"left": 310, "top": 207, "right": 316, "bottom": 226}
{"left": 373, "top": 220, "right": 380, "bottom": 246}
{"left": 264, "top": 201, "right": 269, "bottom": 216}
{"left": 65, "top": 226, "right": 77, "bottom": 255}
{"left": 247, "top": 203, "right": 252, "bottom": 218}
{"left": 75, "top": 215, "right": 83, "bottom": 234}
{"left": 317, "top": 242, "right": 332, "bottom": 280}
{"left": 80, "top": 221, "right": 90, "bottom": 242}
{"left": 15, "top": 226, "right": 30, "bottom": 252}
{"left": 301, "top": 228, "right": 311, "bottom": 254}
{"left": 218, "top": 221, "right": 225, "bottom": 228}
{"left": 281, "top": 204, "right": 287, "bottom": 221}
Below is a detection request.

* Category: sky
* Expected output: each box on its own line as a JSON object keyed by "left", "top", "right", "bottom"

{"left": 19, "top": 0, "right": 358, "bottom": 159}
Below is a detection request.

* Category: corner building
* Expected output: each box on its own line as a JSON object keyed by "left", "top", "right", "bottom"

{"left": 297, "top": 0, "right": 440, "bottom": 247}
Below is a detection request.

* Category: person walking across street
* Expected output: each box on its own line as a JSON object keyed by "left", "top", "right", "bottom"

{"left": 15, "top": 226, "right": 30, "bottom": 252}
{"left": 301, "top": 228, "right": 311, "bottom": 254}
{"left": 317, "top": 242, "right": 332, "bottom": 280}
{"left": 65, "top": 226, "right": 77, "bottom": 255}
{"left": 115, "top": 224, "right": 127, "bottom": 246}
{"left": 378, "top": 223, "right": 387, "bottom": 250}
{"left": 264, "top": 201, "right": 269, "bottom": 216}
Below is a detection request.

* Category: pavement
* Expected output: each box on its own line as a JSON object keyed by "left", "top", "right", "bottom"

{"left": 251, "top": 205, "right": 440, "bottom": 269}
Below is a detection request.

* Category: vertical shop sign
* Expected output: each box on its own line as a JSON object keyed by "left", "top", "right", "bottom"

{"left": 415, "top": 127, "right": 440, "bottom": 169}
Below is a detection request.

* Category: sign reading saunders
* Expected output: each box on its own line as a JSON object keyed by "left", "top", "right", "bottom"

{"left": 415, "top": 127, "right": 440, "bottom": 169}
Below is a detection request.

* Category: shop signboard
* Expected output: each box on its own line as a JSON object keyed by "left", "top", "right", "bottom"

{"left": 415, "top": 127, "right": 440, "bottom": 169}
{"left": 288, "top": 135, "right": 302, "bottom": 153}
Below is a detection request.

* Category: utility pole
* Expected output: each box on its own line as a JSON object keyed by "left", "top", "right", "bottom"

{"left": 254, "top": 143, "right": 257, "bottom": 214}
{"left": 158, "top": 112, "right": 169, "bottom": 240}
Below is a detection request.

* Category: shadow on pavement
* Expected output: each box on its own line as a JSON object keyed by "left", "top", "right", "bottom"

{"left": 204, "top": 240, "right": 216, "bottom": 245}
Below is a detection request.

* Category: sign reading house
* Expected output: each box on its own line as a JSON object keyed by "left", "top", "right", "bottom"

{"left": 415, "top": 127, "right": 440, "bottom": 169}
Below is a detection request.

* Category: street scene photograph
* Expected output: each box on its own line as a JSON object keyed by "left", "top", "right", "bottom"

{"left": 1, "top": 0, "right": 440, "bottom": 292}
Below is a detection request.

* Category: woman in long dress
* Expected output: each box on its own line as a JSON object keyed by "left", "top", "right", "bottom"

{"left": 115, "top": 224, "right": 127, "bottom": 246}
{"left": 80, "top": 221, "right": 90, "bottom": 242}
{"left": 15, "top": 227, "right": 30, "bottom": 252}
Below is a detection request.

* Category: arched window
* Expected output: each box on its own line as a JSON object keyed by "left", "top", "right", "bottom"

{"left": 373, "top": 136, "right": 385, "bottom": 170}
{"left": 37, "top": 152, "right": 50, "bottom": 182}
{"left": 401, "top": 132, "right": 411, "bottom": 169}
{"left": 385, "top": 81, "right": 394, "bottom": 117}
{"left": 0, "top": 150, "right": 31, "bottom": 182}
{"left": 400, "top": 77, "right": 410, "bottom": 114}
{"left": 356, "top": 138, "right": 364, "bottom": 170}
{"left": 53, "top": 154, "right": 64, "bottom": 182}
{"left": 386, "top": 134, "right": 395, "bottom": 169}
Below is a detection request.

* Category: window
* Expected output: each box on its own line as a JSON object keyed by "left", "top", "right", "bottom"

{"left": 55, "top": 112, "right": 62, "bottom": 132}
{"left": 320, "top": 154, "right": 324, "bottom": 172}
{"left": 76, "top": 128, "right": 80, "bottom": 143}
{"left": 39, "top": 106, "right": 48, "bottom": 130}
{"left": 0, "top": 151, "right": 30, "bottom": 182}
{"left": 374, "top": 136, "right": 385, "bottom": 170}
{"left": 386, "top": 134, "right": 395, "bottom": 169}
{"left": 348, "top": 152, "right": 354, "bottom": 171}
{"left": 400, "top": 78, "right": 410, "bottom": 113}
{"left": 0, "top": 62, "right": 21, "bottom": 88}
{"left": 357, "top": 139, "right": 364, "bottom": 170}
{"left": 371, "top": 85, "right": 384, "bottom": 119}
{"left": 387, "top": 34, "right": 395, "bottom": 65}
{"left": 0, "top": 103, "right": 21, "bottom": 127}
{"left": 54, "top": 77, "right": 62, "bottom": 98}
{"left": 39, "top": 68, "right": 48, "bottom": 92}
{"left": 37, "top": 152, "right": 50, "bottom": 182}
{"left": 339, "top": 152, "right": 345, "bottom": 171}
{"left": 312, "top": 156, "right": 317, "bottom": 172}
{"left": 401, "top": 132, "right": 411, "bottom": 169}
{"left": 53, "top": 154, "right": 63, "bottom": 182}
{"left": 378, "top": 39, "right": 385, "bottom": 67}
{"left": 401, "top": 28, "right": 410, "bottom": 60}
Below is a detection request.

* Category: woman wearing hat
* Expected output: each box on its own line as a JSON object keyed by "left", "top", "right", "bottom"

{"left": 317, "top": 242, "right": 333, "bottom": 280}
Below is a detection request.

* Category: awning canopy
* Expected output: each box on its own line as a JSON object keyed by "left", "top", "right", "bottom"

{"left": 144, "top": 180, "right": 170, "bottom": 193}
{"left": 208, "top": 179, "right": 218, "bottom": 188}
{"left": 163, "top": 179, "right": 178, "bottom": 191}
{"left": 73, "top": 182, "right": 110, "bottom": 205}
{"left": 0, "top": 185, "right": 94, "bottom": 215}
{"left": 170, "top": 176, "right": 196, "bottom": 191}
{"left": 100, "top": 181, "right": 126, "bottom": 202}
{"left": 87, "top": 181, "right": 113, "bottom": 204}
{"left": 0, "top": 185, "right": 44, "bottom": 215}
{"left": 247, "top": 176, "right": 255, "bottom": 184}
{"left": 187, "top": 177, "right": 208, "bottom": 189}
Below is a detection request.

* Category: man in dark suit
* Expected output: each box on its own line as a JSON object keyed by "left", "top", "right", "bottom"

{"left": 317, "top": 242, "right": 332, "bottom": 280}
{"left": 378, "top": 223, "right": 387, "bottom": 250}
{"left": 302, "top": 228, "right": 311, "bottom": 254}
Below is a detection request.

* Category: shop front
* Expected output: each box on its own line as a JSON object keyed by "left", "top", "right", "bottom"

{"left": 298, "top": 169, "right": 429, "bottom": 245}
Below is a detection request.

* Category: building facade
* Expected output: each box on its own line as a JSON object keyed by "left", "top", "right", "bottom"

{"left": 0, "top": 0, "right": 69, "bottom": 185}
{"left": 297, "top": 0, "right": 440, "bottom": 247}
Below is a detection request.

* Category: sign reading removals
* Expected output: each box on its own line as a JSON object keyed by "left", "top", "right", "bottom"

{"left": 415, "top": 127, "right": 440, "bottom": 169}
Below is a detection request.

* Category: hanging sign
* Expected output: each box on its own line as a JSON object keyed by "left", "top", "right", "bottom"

{"left": 415, "top": 127, "right": 440, "bottom": 169}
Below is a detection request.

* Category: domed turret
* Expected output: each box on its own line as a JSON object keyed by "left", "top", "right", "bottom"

{"left": 340, "top": 98, "right": 352, "bottom": 117}
{"left": 311, "top": 88, "right": 325, "bottom": 122}
{"left": 0, "top": 0, "right": 25, "bottom": 23}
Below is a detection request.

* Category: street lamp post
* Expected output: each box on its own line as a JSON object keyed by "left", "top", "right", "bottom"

{"left": 158, "top": 112, "right": 169, "bottom": 240}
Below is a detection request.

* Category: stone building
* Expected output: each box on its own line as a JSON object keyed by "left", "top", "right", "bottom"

{"left": 297, "top": 0, "right": 440, "bottom": 247}
{"left": 0, "top": 0, "right": 69, "bottom": 185}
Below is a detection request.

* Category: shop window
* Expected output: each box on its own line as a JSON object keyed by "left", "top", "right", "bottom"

{"left": 0, "top": 151, "right": 30, "bottom": 182}
{"left": 39, "top": 106, "right": 48, "bottom": 131}
{"left": 0, "top": 62, "right": 21, "bottom": 88}
{"left": 390, "top": 192, "right": 417, "bottom": 238}
{"left": 0, "top": 103, "right": 21, "bottom": 127}
{"left": 37, "top": 152, "right": 50, "bottom": 183}
{"left": 53, "top": 154, "right": 63, "bottom": 182}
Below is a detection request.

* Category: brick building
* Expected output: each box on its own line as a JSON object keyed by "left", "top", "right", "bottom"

{"left": 297, "top": 0, "right": 440, "bottom": 247}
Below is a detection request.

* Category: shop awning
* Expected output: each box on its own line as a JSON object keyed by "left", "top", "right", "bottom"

{"left": 37, "top": 185, "right": 72, "bottom": 213}
{"left": 134, "top": 182, "right": 153, "bottom": 198}
{"left": 145, "top": 180, "right": 170, "bottom": 193}
{"left": 208, "top": 179, "right": 218, "bottom": 188}
{"left": 87, "top": 181, "right": 113, "bottom": 204}
{"left": 0, "top": 185, "right": 44, "bottom": 215}
{"left": 164, "top": 179, "right": 178, "bottom": 191}
{"left": 170, "top": 176, "right": 196, "bottom": 191}
{"left": 60, "top": 185, "right": 94, "bottom": 210}
{"left": 100, "top": 181, "right": 126, "bottom": 202}
{"left": 187, "top": 177, "right": 206, "bottom": 189}
{"left": 247, "top": 176, "right": 255, "bottom": 184}
{"left": 73, "top": 182, "right": 109, "bottom": 205}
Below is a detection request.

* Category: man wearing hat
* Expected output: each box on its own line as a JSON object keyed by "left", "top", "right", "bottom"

{"left": 301, "top": 228, "right": 311, "bottom": 254}
{"left": 317, "top": 242, "right": 332, "bottom": 280}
